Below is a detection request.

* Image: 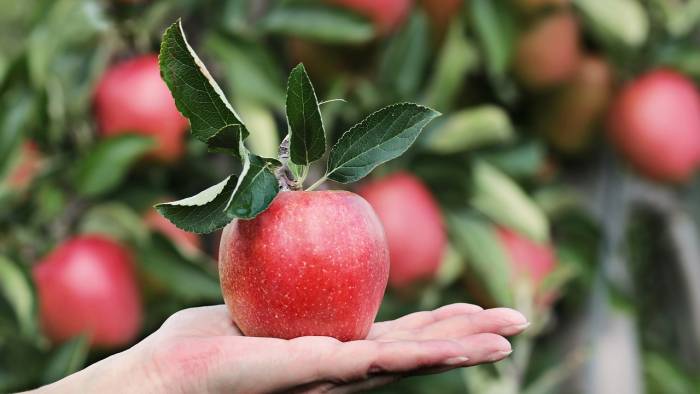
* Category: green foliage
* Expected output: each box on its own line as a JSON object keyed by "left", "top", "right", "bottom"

{"left": 286, "top": 64, "right": 326, "bottom": 165}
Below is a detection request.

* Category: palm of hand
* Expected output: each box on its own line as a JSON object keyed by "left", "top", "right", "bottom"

{"left": 138, "top": 304, "right": 528, "bottom": 394}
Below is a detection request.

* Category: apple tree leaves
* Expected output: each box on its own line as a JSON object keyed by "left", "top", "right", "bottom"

{"left": 155, "top": 20, "right": 440, "bottom": 233}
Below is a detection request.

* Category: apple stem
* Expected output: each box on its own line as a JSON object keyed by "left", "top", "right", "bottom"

{"left": 306, "top": 175, "right": 327, "bottom": 191}
{"left": 276, "top": 135, "right": 302, "bottom": 191}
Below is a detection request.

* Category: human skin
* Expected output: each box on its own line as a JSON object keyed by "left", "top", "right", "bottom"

{"left": 29, "top": 303, "right": 528, "bottom": 393}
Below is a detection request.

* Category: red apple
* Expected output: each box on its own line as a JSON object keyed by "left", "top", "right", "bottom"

{"left": 513, "top": 12, "right": 581, "bottom": 89}
{"left": 93, "top": 54, "right": 189, "bottom": 162}
{"left": 608, "top": 69, "right": 700, "bottom": 182}
{"left": 219, "top": 191, "right": 389, "bottom": 341}
{"left": 538, "top": 55, "right": 613, "bottom": 153}
{"left": 326, "top": 0, "right": 413, "bottom": 35}
{"left": 496, "top": 227, "right": 556, "bottom": 290}
{"left": 357, "top": 172, "right": 446, "bottom": 289}
{"left": 419, "top": 0, "right": 463, "bottom": 42}
{"left": 145, "top": 207, "right": 201, "bottom": 254}
{"left": 5, "top": 140, "right": 42, "bottom": 190}
{"left": 33, "top": 235, "right": 142, "bottom": 348}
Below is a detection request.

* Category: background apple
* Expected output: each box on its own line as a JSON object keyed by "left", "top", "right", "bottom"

{"left": 93, "top": 54, "right": 189, "bottom": 162}
{"left": 5, "top": 140, "right": 42, "bottom": 190}
{"left": 219, "top": 191, "right": 389, "bottom": 341}
{"left": 145, "top": 206, "right": 201, "bottom": 255}
{"left": 513, "top": 11, "right": 581, "bottom": 90}
{"left": 358, "top": 172, "right": 446, "bottom": 289}
{"left": 32, "top": 235, "right": 142, "bottom": 348}
{"left": 607, "top": 69, "right": 700, "bottom": 182}
{"left": 327, "top": 0, "right": 413, "bottom": 35}
{"left": 496, "top": 227, "right": 556, "bottom": 293}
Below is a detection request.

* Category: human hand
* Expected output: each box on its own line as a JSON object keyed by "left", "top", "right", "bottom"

{"left": 34, "top": 303, "right": 528, "bottom": 394}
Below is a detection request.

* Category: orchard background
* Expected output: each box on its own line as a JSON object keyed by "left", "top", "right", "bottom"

{"left": 1, "top": 0, "right": 700, "bottom": 393}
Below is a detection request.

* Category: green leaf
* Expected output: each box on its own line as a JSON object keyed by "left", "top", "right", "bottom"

{"left": 137, "top": 234, "right": 221, "bottom": 302}
{"left": 78, "top": 203, "right": 150, "bottom": 244}
{"left": 156, "top": 176, "right": 239, "bottom": 234}
{"left": 326, "top": 103, "right": 441, "bottom": 183}
{"left": 425, "top": 20, "right": 480, "bottom": 112}
{"left": 573, "top": 0, "right": 648, "bottom": 49}
{"left": 41, "top": 335, "right": 89, "bottom": 385}
{"left": 378, "top": 11, "right": 430, "bottom": 98}
{"left": 424, "top": 105, "right": 514, "bottom": 154}
{"left": 478, "top": 140, "right": 545, "bottom": 180}
{"left": 0, "top": 256, "right": 37, "bottom": 338}
{"left": 74, "top": 134, "right": 154, "bottom": 197}
{"left": 286, "top": 63, "right": 326, "bottom": 165}
{"left": 159, "top": 20, "right": 248, "bottom": 153}
{"left": 447, "top": 212, "right": 513, "bottom": 306}
{"left": 470, "top": 161, "right": 549, "bottom": 243}
{"left": 260, "top": 4, "right": 375, "bottom": 44}
{"left": 225, "top": 148, "right": 280, "bottom": 220}
{"left": 0, "top": 89, "right": 36, "bottom": 177}
{"left": 469, "top": 0, "right": 516, "bottom": 77}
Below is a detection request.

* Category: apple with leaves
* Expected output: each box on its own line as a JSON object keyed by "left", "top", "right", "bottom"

{"left": 32, "top": 235, "right": 142, "bottom": 347}
{"left": 513, "top": 11, "right": 581, "bottom": 90}
{"left": 155, "top": 20, "right": 440, "bottom": 340}
{"left": 93, "top": 54, "right": 189, "bottom": 162}
{"left": 358, "top": 172, "right": 446, "bottom": 289}
{"left": 608, "top": 69, "right": 700, "bottom": 183}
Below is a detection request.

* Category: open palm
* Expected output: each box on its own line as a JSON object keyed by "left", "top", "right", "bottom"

{"left": 135, "top": 304, "right": 529, "bottom": 393}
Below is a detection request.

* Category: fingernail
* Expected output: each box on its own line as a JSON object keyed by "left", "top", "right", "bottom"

{"left": 443, "top": 356, "right": 469, "bottom": 365}
{"left": 501, "top": 322, "right": 531, "bottom": 335}
{"left": 489, "top": 349, "right": 513, "bottom": 361}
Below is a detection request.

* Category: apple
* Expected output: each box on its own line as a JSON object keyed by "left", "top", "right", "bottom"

{"left": 93, "top": 54, "right": 189, "bottom": 162}
{"left": 513, "top": 11, "right": 581, "bottom": 90}
{"left": 496, "top": 227, "right": 556, "bottom": 291}
{"left": 538, "top": 55, "right": 613, "bottom": 153}
{"left": 219, "top": 190, "right": 389, "bottom": 341}
{"left": 419, "top": 0, "right": 463, "bottom": 42}
{"left": 5, "top": 140, "right": 42, "bottom": 190}
{"left": 515, "top": 0, "right": 569, "bottom": 13}
{"left": 608, "top": 69, "right": 700, "bottom": 182}
{"left": 32, "top": 235, "right": 142, "bottom": 347}
{"left": 326, "top": 0, "right": 413, "bottom": 35}
{"left": 357, "top": 172, "right": 446, "bottom": 289}
{"left": 145, "top": 207, "right": 201, "bottom": 255}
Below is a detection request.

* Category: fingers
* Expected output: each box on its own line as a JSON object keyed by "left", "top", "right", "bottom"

{"left": 386, "top": 307, "right": 529, "bottom": 341}
{"left": 368, "top": 303, "right": 484, "bottom": 339}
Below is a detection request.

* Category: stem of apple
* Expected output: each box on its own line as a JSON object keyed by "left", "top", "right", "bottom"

{"left": 306, "top": 175, "right": 327, "bottom": 191}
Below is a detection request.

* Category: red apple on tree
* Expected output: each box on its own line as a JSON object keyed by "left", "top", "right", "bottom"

{"left": 608, "top": 69, "right": 700, "bottom": 183}
{"left": 327, "top": 0, "right": 413, "bottom": 35}
{"left": 4, "top": 140, "right": 42, "bottom": 190}
{"left": 358, "top": 172, "right": 446, "bottom": 289}
{"left": 93, "top": 54, "right": 189, "bottom": 162}
{"left": 32, "top": 235, "right": 142, "bottom": 348}
{"left": 496, "top": 227, "right": 556, "bottom": 294}
{"left": 513, "top": 11, "right": 581, "bottom": 90}
{"left": 156, "top": 21, "right": 440, "bottom": 340}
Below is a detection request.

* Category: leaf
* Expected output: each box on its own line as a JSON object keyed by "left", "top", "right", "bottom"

{"left": 286, "top": 63, "right": 326, "bottom": 165}
{"left": 378, "top": 11, "right": 430, "bottom": 98}
{"left": 424, "top": 105, "right": 514, "bottom": 154}
{"left": 260, "top": 4, "right": 375, "bottom": 44}
{"left": 74, "top": 134, "right": 154, "bottom": 197}
{"left": 0, "top": 256, "right": 37, "bottom": 338}
{"left": 469, "top": 0, "right": 516, "bottom": 77}
{"left": 573, "top": 0, "right": 648, "bottom": 49}
{"left": 326, "top": 103, "right": 441, "bottom": 183}
{"left": 447, "top": 212, "right": 513, "bottom": 306}
{"left": 0, "top": 89, "right": 36, "bottom": 177}
{"left": 156, "top": 176, "right": 239, "bottom": 234}
{"left": 425, "top": 20, "right": 480, "bottom": 111}
{"left": 478, "top": 140, "right": 545, "bottom": 180}
{"left": 470, "top": 161, "right": 549, "bottom": 243}
{"left": 237, "top": 100, "right": 281, "bottom": 158}
{"left": 159, "top": 20, "right": 248, "bottom": 153}
{"left": 78, "top": 203, "right": 150, "bottom": 244}
{"left": 137, "top": 234, "right": 221, "bottom": 302}
{"left": 41, "top": 335, "right": 89, "bottom": 385}
{"left": 226, "top": 148, "right": 280, "bottom": 220}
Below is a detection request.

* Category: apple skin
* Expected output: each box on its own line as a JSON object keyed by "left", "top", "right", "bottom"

{"left": 145, "top": 208, "right": 201, "bottom": 254}
{"left": 608, "top": 69, "right": 700, "bottom": 183}
{"left": 6, "top": 141, "right": 42, "bottom": 190}
{"left": 32, "top": 235, "right": 142, "bottom": 348}
{"left": 513, "top": 12, "right": 581, "bottom": 90}
{"left": 219, "top": 190, "right": 389, "bottom": 341}
{"left": 357, "top": 172, "right": 446, "bottom": 289}
{"left": 538, "top": 56, "right": 613, "bottom": 154}
{"left": 93, "top": 54, "right": 189, "bottom": 162}
{"left": 327, "top": 0, "right": 413, "bottom": 35}
{"left": 496, "top": 227, "right": 556, "bottom": 290}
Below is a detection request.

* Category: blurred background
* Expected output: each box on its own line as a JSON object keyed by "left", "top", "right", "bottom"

{"left": 1, "top": 0, "right": 700, "bottom": 392}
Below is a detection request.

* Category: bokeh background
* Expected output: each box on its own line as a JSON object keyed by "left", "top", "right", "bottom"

{"left": 1, "top": 0, "right": 700, "bottom": 393}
